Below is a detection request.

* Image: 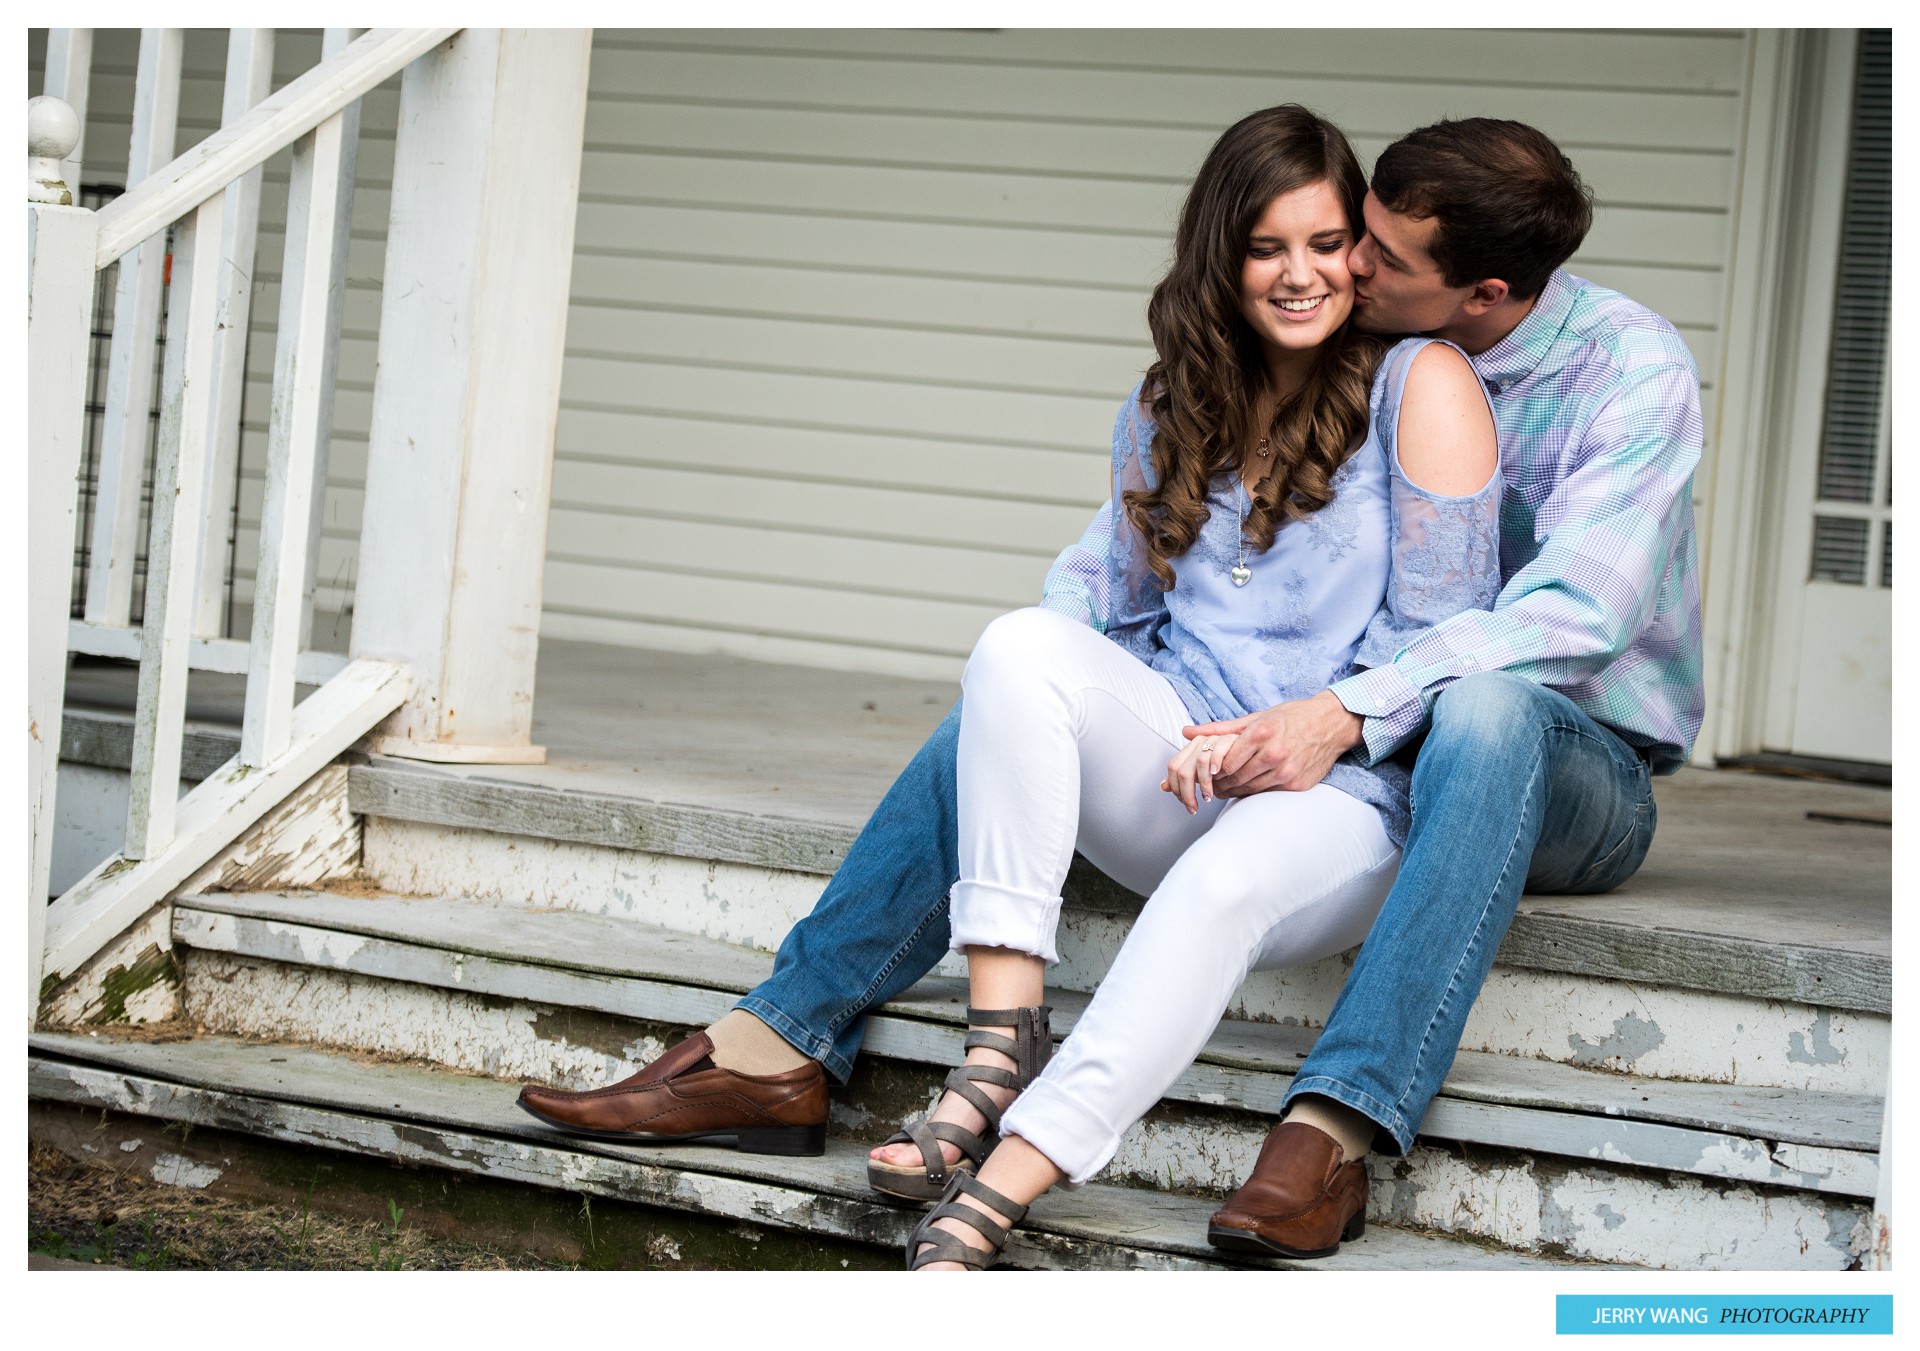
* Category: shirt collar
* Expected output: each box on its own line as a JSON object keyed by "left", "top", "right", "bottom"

{"left": 1471, "top": 268, "right": 1579, "bottom": 393}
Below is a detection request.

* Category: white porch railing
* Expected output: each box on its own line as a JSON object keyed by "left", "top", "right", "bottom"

{"left": 26, "top": 28, "right": 462, "bottom": 1021}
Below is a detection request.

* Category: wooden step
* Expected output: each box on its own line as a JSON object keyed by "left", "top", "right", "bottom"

{"left": 170, "top": 889, "right": 1883, "bottom": 1203}
{"left": 56, "top": 702, "right": 1892, "bottom": 1017}
{"left": 26, "top": 1031, "right": 1597, "bottom": 1272}
{"left": 342, "top": 756, "right": 1890, "bottom": 1016}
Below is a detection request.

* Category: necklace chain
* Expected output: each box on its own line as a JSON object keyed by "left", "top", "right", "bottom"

{"left": 1232, "top": 460, "right": 1256, "bottom": 588}
{"left": 1230, "top": 435, "right": 1268, "bottom": 589}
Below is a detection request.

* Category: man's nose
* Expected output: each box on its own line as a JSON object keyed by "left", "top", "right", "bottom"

{"left": 1349, "top": 239, "right": 1375, "bottom": 278}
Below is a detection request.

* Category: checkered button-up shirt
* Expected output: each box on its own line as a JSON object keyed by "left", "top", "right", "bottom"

{"left": 1040, "top": 270, "right": 1705, "bottom": 772}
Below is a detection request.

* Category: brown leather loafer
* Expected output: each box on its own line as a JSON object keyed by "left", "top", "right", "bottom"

{"left": 1206, "top": 1119, "right": 1369, "bottom": 1259}
{"left": 516, "top": 1032, "right": 828, "bottom": 1156}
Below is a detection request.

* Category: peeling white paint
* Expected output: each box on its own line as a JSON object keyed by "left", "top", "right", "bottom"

{"left": 1099, "top": 1117, "right": 1266, "bottom": 1197}
{"left": 1462, "top": 974, "right": 1887, "bottom": 1096}
{"left": 1372, "top": 1149, "right": 1547, "bottom": 1253}
{"left": 610, "top": 851, "right": 824, "bottom": 954}
{"left": 357, "top": 818, "right": 1887, "bottom": 1096}
{"left": 182, "top": 765, "right": 361, "bottom": 894}
{"left": 42, "top": 904, "right": 179, "bottom": 1027}
{"left": 320, "top": 931, "right": 371, "bottom": 965}
{"left": 364, "top": 818, "right": 826, "bottom": 955}
{"left": 365, "top": 818, "right": 619, "bottom": 905}
{"left": 151, "top": 1153, "right": 223, "bottom": 1189}
{"left": 1540, "top": 1168, "right": 1863, "bottom": 1270}
{"left": 182, "top": 951, "right": 670, "bottom": 1091}
{"left": 829, "top": 1101, "right": 876, "bottom": 1130}
{"left": 120, "top": 980, "right": 177, "bottom": 1026}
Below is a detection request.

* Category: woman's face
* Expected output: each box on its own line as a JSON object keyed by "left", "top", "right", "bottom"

{"left": 1238, "top": 181, "right": 1357, "bottom": 368}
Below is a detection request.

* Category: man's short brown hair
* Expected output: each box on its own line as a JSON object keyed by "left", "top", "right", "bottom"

{"left": 1371, "top": 118, "right": 1594, "bottom": 300}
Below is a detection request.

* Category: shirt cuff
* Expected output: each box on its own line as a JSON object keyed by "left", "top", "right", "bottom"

{"left": 1330, "top": 664, "right": 1429, "bottom": 765}
{"left": 1038, "top": 585, "right": 1095, "bottom": 629}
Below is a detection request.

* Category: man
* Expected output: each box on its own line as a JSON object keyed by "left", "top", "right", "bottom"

{"left": 519, "top": 116, "right": 1704, "bottom": 1260}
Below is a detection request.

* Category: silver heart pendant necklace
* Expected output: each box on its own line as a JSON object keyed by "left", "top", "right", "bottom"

{"left": 1232, "top": 440, "right": 1268, "bottom": 587}
{"left": 1231, "top": 479, "right": 1253, "bottom": 588}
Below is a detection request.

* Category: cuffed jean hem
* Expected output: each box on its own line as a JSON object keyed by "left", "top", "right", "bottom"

{"left": 999, "top": 1078, "right": 1118, "bottom": 1187}
{"left": 1281, "top": 1074, "right": 1417, "bottom": 1157}
{"left": 732, "top": 994, "right": 857, "bottom": 1085}
{"left": 948, "top": 880, "right": 1062, "bottom": 965}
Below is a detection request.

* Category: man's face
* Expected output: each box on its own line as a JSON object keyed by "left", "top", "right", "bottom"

{"left": 1348, "top": 192, "right": 1478, "bottom": 337}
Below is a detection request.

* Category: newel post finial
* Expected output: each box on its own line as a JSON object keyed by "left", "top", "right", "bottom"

{"left": 28, "top": 95, "right": 80, "bottom": 206}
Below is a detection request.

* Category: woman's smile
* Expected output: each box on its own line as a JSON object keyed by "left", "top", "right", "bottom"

{"left": 1269, "top": 294, "right": 1329, "bottom": 318}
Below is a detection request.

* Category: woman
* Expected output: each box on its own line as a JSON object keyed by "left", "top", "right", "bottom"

{"left": 860, "top": 105, "right": 1502, "bottom": 1270}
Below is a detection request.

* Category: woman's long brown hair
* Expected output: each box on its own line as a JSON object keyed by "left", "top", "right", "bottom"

{"left": 1127, "top": 105, "right": 1388, "bottom": 590}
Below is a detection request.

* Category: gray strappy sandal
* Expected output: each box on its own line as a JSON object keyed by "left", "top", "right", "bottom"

{"left": 906, "top": 1171, "right": 1029, "bottom": 1271}
{"left": 866, "top": 1004, "right": 1051, "bottom": 1204}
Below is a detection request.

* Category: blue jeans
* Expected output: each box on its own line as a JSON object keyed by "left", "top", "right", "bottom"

{"left": 1283, "top": 670, "right": 1657, "bottom": 1154}
{"left": 736, "top": 702, "right": 964, "bottom": 1083}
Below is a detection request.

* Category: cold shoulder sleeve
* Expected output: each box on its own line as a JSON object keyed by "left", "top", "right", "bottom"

{"left": 1333, "top": 339, "right": 1502, "bottom": 764}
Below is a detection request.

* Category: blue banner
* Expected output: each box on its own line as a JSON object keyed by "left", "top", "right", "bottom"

{"left": 1556, "top": 1296, "right": 1891, "bottom": 1335}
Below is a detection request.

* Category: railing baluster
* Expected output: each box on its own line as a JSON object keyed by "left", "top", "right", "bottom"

{"left": 300, "top": 28, "right": 364, "bottom": 649}
{"left": 243, "top": 110, "right": 348, "bottom": 767}
{"left": 83, "top": 28, "right": 182, "bottom": 627}
{"left": 125, "top": 196, "right": 223, "bottom": 859}
{"left": 41, "top": 29, "right": 92, "bottom": 189}
{"left": 194, "top": 28, "right": 276, "bottom": 639}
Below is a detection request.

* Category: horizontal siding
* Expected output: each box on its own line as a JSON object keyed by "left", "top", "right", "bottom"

{"left": 605, "top": 29, "right": 1751, "bottom": 94}
{"left": 35, "top": 28, "right": 1748, "bottom": 679}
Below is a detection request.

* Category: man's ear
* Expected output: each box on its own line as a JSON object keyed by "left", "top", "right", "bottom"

{"left": 1463, "top": 278, "right": 1511, "bottom": 315}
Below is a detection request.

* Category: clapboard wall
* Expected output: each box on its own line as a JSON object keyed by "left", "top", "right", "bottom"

{"left": 33, "top": 28, "right": 1749, "bottom": 680}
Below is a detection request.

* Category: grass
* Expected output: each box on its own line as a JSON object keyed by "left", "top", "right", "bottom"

{"left": 27, "top": 1143, "right": 568, "bottom": 1271}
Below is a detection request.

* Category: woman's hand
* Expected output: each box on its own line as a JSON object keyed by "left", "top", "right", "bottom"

{"left": 1161, "top": 733, "right": 1239, "bottom": 814}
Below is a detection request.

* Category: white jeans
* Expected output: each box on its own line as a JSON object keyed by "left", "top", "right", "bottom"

{"left": 950, "top": 607, "right": 1400, "bottom": 1184}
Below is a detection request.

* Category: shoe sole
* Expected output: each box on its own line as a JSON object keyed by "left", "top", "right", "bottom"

{"left": 515, "top": 1099, "right": 826, "bottom": 1156}
{"left": 1206, "top": 1214, "right": 1365, "bottom": 1262}
{"left": 865, "top": 1158, "right": 978, "bottom": 1205}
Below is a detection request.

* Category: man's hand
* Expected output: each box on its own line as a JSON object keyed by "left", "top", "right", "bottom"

{"left": 1182, "top": 690, "right": 1365, "bottom": 796}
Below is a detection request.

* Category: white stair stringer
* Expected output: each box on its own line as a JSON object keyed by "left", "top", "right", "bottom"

{"left": 38, "top": 659, "right": 410, "bottom": 998}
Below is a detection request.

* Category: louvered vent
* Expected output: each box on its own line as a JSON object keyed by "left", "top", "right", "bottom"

{"left": 1811, "top": 30, "right": 1890, "bottom": 525}
{"left": 1812, "top": 516, "right": 1871, "bottom": 584}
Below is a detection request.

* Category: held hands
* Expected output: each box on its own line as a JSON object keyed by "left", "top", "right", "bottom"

{"left": 1176, "top": 690, "right": 1365, "bottom": 799}
{"left": 1161, "top": 733, "right": 1241, "bottom": 814}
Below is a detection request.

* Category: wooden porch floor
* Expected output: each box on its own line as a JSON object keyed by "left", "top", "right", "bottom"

{"left": 65, "top": 635, "right": 1891, "bottom": 964}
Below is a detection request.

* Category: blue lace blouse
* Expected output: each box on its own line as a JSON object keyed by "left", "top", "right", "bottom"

{"left": 1106, "top": 337, "right": 1501, "bottom": 846}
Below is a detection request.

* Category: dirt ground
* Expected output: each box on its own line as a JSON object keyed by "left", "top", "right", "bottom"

{"left": 27, "top": 1142, "right": 568, "bottom": 1271}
